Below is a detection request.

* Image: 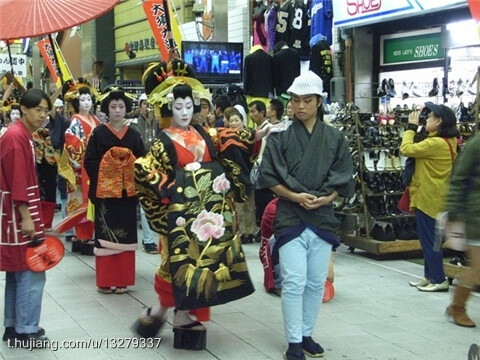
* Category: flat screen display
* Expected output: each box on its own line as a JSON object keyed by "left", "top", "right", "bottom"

{"left": 181, "top": 41, "right": 243, "bottom": 84}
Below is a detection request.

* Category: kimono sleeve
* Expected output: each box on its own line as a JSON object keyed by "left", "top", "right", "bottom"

{"left": 65, "top": 118, "right": 86, "bottom": 168}
{"left": 322, "top": 134, "right": 355, "bottom": 198}
{"left": 210, "top": 127, "right": 258, "bottom": 202}
{"left": 1, "top": 135, "right": 32, "bottom": 203}
{"left": 134, "top": 138, "right": 176, "bottom": 235}
{"left": 256, "top": 131, "right": 307, "bottom": 192}
{"left": 83, "top": 127, "right": 102, "bottom": 202}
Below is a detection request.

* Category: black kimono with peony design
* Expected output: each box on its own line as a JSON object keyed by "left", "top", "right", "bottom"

{"left": 134, "top": 125, "right": 257, "bottom": 311}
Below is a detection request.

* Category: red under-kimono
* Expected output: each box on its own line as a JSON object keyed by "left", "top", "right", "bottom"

{"left": 0, "top": 121, "right": 45, "bottom": 271}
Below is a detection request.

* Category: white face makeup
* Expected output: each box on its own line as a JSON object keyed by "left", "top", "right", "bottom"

{"left": 107, "top": 99, "right": 126, "bottom": 123}
{"left": 10, "top": 109, "right": 21, "bottom": 123}
{"left": 172, "top": 96, "right": 194, "bottom": 129}
{"left": 78, "top": 93, "right": 93, "bottom": 112}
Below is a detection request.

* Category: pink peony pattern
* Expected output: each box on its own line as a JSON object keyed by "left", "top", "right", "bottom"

{"left": 212, "top": 173, "right": 231, "bottom": 194}
{"left": 191, "top": 210, "right": 225, "bottom": 242}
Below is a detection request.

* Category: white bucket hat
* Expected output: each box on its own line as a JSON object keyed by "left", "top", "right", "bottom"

{"left": 287, "top": 70, "right": 328, "bottom": 98}
{"left": 53, "top": 98, "right": 64, "bottom": 107}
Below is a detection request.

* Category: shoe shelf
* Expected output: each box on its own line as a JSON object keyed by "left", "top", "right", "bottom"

{"left": 334, "top": 110, "right": 420, "bottom": 255}
{"left": 342, "top": 235, "right": 421, "bottom": 254}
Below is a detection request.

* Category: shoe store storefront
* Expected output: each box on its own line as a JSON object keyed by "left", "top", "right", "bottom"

{"left": 330, "top": 1, "right": 478, "bottom": 255}
{"left": 333, "top": 0, "right": 477, "bottom": 114}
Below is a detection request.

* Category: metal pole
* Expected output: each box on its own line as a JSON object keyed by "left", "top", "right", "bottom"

{"left": 6, "top": 42, "right": 15, "bottom": 76}
{"left": 345, "top": 38, "right": 353, "bottom": 103}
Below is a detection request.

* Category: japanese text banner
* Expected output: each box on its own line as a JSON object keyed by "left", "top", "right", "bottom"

{"left": 143, "top": 0, "right": 180, "bottom": 61}
{"left": 37, "top": 37, "right": 73, "bottom": 87}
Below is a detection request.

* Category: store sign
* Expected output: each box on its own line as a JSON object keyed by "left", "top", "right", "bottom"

{"left": 333, "top": 0, "right": 467, "bottom": 28}
{"left": 382, "top": 31, "right": 445, "bottom": 65}
{"left": 127, "top": 37, "right": 156, "bottom": 52}
{"left": 0, "top": 53, "right": 27, "bottom": 76}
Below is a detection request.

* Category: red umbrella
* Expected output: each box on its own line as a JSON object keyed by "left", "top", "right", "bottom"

{"left": 0, "top": 0, "right": 120, "bottom": 41}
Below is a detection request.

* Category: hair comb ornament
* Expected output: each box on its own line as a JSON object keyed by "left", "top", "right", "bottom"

{"left": 166, "top": 93, "right": 174, "bottom": 110}
{"left": 193, "top": 91, "right": 201, "bottom": 106}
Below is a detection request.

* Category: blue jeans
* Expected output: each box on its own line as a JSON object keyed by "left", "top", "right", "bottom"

{"left": 140, "top": 207, "right": 155, "bottom": 245}
{"left": 4, "top": 270, "right": 46, "bottom": 334}
{"left": 279, "top": 227, "right": 332, "bottom": 343}
{"left": 416, "top": 209, "right": 446, "bottom": 284}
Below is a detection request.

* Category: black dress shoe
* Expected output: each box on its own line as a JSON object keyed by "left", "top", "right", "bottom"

{"left": 3, "top": 327, "right": 44, "bottom": 341}
{"left": 2, "top": 327, "right": 16, "bottom": 341}
{"left": 9, "top": 329, "right": 49, "bottom": 348}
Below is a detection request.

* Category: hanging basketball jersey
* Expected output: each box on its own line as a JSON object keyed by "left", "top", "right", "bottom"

{"left": 275, "top": 0, "right": 293, "bottom": 47}
{"left": 288, "top": 0, "right": 311, "bottom": 61}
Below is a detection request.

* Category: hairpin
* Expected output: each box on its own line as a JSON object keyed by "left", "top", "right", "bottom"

{"left": 166, "top": 93, "right": 174, "bottom": 110}
{"left": 193, "top": 91, "right": 201, "bottom": 106}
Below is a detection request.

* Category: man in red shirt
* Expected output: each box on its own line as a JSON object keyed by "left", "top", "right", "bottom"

{"left": 0, "top": 89, "right": 52, "bottom": 348}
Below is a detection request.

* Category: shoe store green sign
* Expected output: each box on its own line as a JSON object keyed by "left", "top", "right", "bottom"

{"left": 382, "top": 32, "right": 444, "bottom": 65}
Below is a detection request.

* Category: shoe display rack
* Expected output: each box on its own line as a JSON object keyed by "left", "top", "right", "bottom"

{"left": 334, "top": 110, "right": 423, "bottom": 255}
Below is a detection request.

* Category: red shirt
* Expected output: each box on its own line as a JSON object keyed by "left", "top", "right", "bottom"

{"left": 0, "top": 121, "right": 45, "bottom": 271}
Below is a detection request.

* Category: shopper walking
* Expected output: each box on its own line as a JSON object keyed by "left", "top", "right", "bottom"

{"left": 444, "top": 132, "right": 480, "bottom": 327}
{"left": 400, "top": 102, "right": 458, "bottom": 292}
{"left": 0, "top": 89, "right": 52, "bottom": 347}
{"left": 257, "top": 70, "right": 354, "bottom": 360}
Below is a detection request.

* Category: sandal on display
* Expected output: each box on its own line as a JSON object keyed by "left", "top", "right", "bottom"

{"left": 173, "top": 321, "right": 206, "bottom": 350}
{"left": 132, "top": 308, "right": 167, "bottom": 338}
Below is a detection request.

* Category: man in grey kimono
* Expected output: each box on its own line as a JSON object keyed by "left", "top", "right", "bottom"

{"left": 257, "top": 70, "right": 354, "bottom": 360}
{"left": 129, "top": 93, "right": 160, "bottom": 254}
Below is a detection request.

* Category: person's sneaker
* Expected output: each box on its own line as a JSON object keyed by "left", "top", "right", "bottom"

{"left": 284, "top": 343, "right": 306, "bottom": 360}
{"left": 143, "top": 243, "right": 158, "bottom": 254}
{"left": 302, "top": 336, "right": 324, "bottom": 358}
{"left": 409, "top": 278, "right": 430, "bottom": 287}
{"left": 417, "top": 280, "right": 449, "bottom": 292}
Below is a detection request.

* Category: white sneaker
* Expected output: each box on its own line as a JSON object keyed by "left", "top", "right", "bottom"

{"left": 409, "top": 278, "right": 430, "bottom": 287}
{"left": 417, "top": 280, "right": 449, "bottom": 292}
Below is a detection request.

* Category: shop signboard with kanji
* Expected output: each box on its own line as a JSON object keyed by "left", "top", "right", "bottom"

{"left": 0, "top": 54, "right": 27, "bottom": 76}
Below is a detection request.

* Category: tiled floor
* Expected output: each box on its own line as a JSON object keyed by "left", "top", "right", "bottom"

{"left": 1, "top": 218, "right": 479, "bottom": 359}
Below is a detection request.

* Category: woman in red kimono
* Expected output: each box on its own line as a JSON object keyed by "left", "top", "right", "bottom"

{"left": 133, "top": 59, "right": 269, "bottom": 350}
{"left": 62, "top": 80, "right": 100, "bottom": 252}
